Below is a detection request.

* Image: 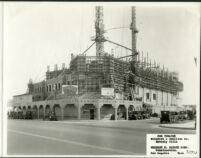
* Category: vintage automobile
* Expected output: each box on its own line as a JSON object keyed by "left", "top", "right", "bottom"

{"left": 187, "top": 110, "right": 196, "bottom": 120}
{"left": 160, "top": 111, "right": 179, "bottom": 123}
{"left": 129, "top": 111, "right": 143, "bottom": 120}
{"left": 151, "top": 113, "right": 159, "bottom": 117}
{"left": 178, "top": 111, "right": 188, "bottom": 121}
{"left": 17, "top": 111, "right": 23, "bottom": 119}
{"left": 25, "top": 111, "right": 33, "bottom": 119}
{"left": 43, "top": 111, "right": 57, "bottom": 121}
{"left": 141, "top": 111, "right": 151, "bottom": 119}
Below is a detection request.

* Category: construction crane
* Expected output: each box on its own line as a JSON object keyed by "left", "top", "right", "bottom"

{"left": 92, "top": 6, "right": 105, "bottom": 56}
{"left": 85, "top": 6, "right": 138, "bottom": 58}
{"left": 130, "top": 6, "right": 139, "bottom": 61}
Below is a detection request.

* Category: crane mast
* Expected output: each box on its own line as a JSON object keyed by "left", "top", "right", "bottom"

{"left": 95, "top": 6, "right": 105, "bottom": 56}
{"left": 130, "top": 6, "right": 138, "bottom": 61}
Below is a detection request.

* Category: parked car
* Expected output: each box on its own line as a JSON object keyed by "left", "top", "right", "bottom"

{"left": 43, "top": 111, "right": 57, "bottom": 121}
{"left": 141, "top": 111, "right": 151, "bottom": 119}
{"left": 17, "top": 111, "right": 23, "bottom": 119}
{"left": 178, "top": 111, "right": 188, "bottom": 121}
{"left": 129, "top": 111, "right": 142, "bottom": 120}
{"left": 25, "top": 111, "right": 33, "bottom": 119}
{"left": 151, "top": 113, "right": 159, "bottom": 117}
{"left": 187, "top": 110, "right": 196, "bottom": 120}
{"left": 160, "top": 111, "right": 179, "bottom": 123}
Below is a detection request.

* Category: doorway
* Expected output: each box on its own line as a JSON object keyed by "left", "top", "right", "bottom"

{"left": 90, "top": 109, "right": 95, "bottom": 120}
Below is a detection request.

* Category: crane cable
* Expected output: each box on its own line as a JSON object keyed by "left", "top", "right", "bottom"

{"left": 105, "top": 26, "right": 129, "bottom": 32}
{"left": 81, "top": 42, "right": 96, "bottom": 55}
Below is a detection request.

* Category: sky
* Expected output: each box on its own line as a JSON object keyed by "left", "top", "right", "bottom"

{"left": 3, "top": 2, "right": 200, "bottom": 106}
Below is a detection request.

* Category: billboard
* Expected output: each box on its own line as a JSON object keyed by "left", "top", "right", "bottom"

{"left": 62, "top": 85, "right": 78, "bottom": 96}
{"left": 101, "top": 88, "right": 114, "bottom": 97}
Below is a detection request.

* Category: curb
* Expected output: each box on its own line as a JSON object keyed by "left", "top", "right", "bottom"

{"left": 159, "top": 125, "right": 196, "bottom": 130}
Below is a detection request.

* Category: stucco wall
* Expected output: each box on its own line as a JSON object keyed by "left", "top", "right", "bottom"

{"left": 13, "top": 94, "right": 32, "bottom": 104}
{"left": 137, "top": 86, "right": 179, "bottom": 111}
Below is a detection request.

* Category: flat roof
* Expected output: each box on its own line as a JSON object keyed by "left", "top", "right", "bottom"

{"left": 13, "top": 93, "right": 32, "bottom": 97}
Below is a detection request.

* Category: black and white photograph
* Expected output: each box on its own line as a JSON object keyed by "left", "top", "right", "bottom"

{"left": 1, "top": 2, "right": 200, "bottom": 157}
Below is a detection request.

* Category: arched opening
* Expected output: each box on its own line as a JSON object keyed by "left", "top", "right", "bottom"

{"left": 22, "top": 106, "right": 26, "bottom": 119}
{"left": 117, "top": 105, "right": 126, "bottom": 120}
{"left": 32, "top": 105, "right": 38, "bottom": 119}
{"left": 45, "top": 105, "right": 51, "bottom": 117}
{"left": 53, "top": 104, "right": 62, "bottom": 120}
{"left": 128, "top": 105, "right": 134, "bottom": 120}
{"left": 64, "top": 104, "right": 78, "bottom": 120}
{"left": 81, "top": 104, "right": 96, "bottom": 120}
{"left": 39, "top": 105, "right": 44, "bottom": 119}
{"left": 27, "top": 106, "right": 31, "bottom": 110}
{"left": 100, "top": 104, "right": 114, "bottom": 120}
{"left": 14, "top": 106, "right": 22, "bottom": 119}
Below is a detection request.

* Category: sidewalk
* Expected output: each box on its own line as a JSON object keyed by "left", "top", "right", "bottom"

{"left": 159, "top": 120, "right": 196, "bottom": 130}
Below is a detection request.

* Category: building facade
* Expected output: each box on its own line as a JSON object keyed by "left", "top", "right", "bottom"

{"left": 11, "top": 6, "right": 183, "bottom": 120}
{"left": 12, "top": 54, "right": 183, "bottom": 120}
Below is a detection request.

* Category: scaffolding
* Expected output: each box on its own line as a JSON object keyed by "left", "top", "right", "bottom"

{"left": 129, "top": 60, "right": 183, "bottom": 95}
{"left": 69, "top": 55, "right": 129, "bottom": 94}
{"left": 69, "top": 53, "right": 183, "bottom": 97}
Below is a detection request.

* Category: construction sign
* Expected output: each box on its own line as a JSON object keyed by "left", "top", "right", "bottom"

{"left": 62, "top": 85, "right": 78, "bottom": 96}
{"left": 101, "top": 88, "right": 114, "bottom": 97}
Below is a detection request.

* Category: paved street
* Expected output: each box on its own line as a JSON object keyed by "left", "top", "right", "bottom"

{"left": 7, "top": 119, "right": 195, "bottom": 155}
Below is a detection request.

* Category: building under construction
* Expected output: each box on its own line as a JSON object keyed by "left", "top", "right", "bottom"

{"left": 12, "top": 6, "right": 183, "bottom": 120}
